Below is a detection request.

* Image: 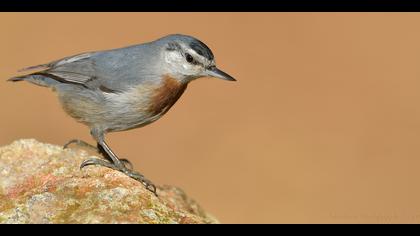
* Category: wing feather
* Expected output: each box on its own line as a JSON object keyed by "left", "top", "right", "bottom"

{"left": 18, "top": 52, "right": 97, "bottom": 86}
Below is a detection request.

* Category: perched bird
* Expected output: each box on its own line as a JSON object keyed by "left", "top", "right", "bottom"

{"left": 8, "top": 34, "right": 236, "bottom": 196}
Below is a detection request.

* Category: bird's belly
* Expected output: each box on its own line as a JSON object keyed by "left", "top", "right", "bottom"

{"left": 58, "top": 76, "right": 187, "bottom": 132}
{"left": 102, "top": 77, "right": 187, "bottom": 132}
{"left": 101, "top": 90, "right": 158, "bottom": 132}
{"left": 105, "top": 109, "right": 164, "bottom": 132}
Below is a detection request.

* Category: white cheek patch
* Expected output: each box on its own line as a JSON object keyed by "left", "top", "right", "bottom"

{"left": 182, "top": 63, "right": 190, "bottom": 70}
{"left": 165, "top": 51, "right": 183, "bottom": 64}
{"left": 165, "top": 51, "right": 192, "bottom": 73}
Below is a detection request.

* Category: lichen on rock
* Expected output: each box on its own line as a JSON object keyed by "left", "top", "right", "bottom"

{"left": 0, "top": 139, "right": 218, "bottom": 224}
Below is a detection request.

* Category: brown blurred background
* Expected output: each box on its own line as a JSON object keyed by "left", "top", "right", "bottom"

{"left": 2, "top": 13, "right": 420, "bottom": 223}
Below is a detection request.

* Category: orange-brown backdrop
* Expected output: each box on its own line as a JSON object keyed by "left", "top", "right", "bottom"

{"left": 1, "top": 13, "right": 420, "bottom": 223}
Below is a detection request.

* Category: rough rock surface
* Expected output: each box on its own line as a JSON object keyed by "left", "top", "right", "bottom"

{"left": 0, "top": 139, "right": 218, "bottom": 224}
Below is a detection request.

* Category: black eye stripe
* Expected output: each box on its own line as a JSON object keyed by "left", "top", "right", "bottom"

{"left": 167, "top": 41, "right": 205, "bottom": 66}
{"left": 185, "top": 53, "right": 201, "bottom": 65}
{"left": 189, "top": 40, "right": 214, "bottom": 61}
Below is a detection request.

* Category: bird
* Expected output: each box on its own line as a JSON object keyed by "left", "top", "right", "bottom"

{"left": 8, "top": 34, "right": 236, "bottom": 196}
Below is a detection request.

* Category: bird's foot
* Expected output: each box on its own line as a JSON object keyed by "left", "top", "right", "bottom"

{"left": 125, "top": 170, "right": 157, "bottom": 196}
{"left": 64, "top": 139, "right": 133, "bottom": 170}
{"left": 80, "top": 158, "right": 157, "bottom": 196}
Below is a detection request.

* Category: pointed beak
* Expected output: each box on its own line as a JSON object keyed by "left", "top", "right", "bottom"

{"left": 205, "top": 66, "right": 236, "bottom": 81}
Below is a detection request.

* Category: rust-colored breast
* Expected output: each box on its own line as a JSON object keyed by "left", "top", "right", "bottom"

{"left": 148, "top": 75, "right": 187, "bottom": 116}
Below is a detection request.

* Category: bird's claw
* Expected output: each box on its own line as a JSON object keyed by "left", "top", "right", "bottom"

{"left": 80, "top": 158, "right": 119, "bottom": 170}
{"left": 124, "top": 169, "right": 158, "bottom": 196}
{"left": 80, "top": 158, "right": 157, "bottom": 196}
{"left": 120, "top": 159, "right": 134, "bottom": 170}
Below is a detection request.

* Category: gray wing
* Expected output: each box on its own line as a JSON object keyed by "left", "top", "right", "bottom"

{"left": 16, "top": 44, "right": 160, "bottom": 92}
{"left": 20, "top": 52, "right": 97, "bottom": 86}
{"left": 17, "top": 45, "right": 155, "bottom": 93}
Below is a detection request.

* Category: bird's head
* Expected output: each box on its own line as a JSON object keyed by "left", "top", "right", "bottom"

{"left": 156, "top": 34, "right": 236, "bottom": 83}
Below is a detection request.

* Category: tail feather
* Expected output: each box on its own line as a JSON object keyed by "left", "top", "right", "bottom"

{"left": 17, "top": 63, "right": 49, "bottom": 73}
{"left": 8, "top": 63, "right": 49, "bottom": 83}
{"left": 7, "top": 74, "right": 58, "bottom": 88}
{"left": 8, "top": 62, "right": 50, "bottom": 82}
{"left": 8, "top": 76, "right": 26, "bottom": 82}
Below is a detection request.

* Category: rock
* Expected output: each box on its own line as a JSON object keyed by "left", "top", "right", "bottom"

{"left": 0, "top": 139, "right": 218, "bottom": 224}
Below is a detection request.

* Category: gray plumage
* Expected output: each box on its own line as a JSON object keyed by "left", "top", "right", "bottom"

{"left": 9, "top": 34, "right": 235, "bottom": 195}
{"left": 12, "top": 34, "right": 219, "bottom": 91}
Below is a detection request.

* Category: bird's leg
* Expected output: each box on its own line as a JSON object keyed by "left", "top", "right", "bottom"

{"left": 81, "top": 140, "right": 157, "bottom": 196}
{"left": 96, "top": 143, "right": 133, "bottom": 170}
{"left": 63, "top": 139, "right": 133, "bottom": 170}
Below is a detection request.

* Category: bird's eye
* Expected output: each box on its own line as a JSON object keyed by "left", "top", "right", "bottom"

{"left": 185, "top": 53, "right": 194, "bottom": 63}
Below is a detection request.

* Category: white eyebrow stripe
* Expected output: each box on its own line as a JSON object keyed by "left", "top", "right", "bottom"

{"left": 186, "top": 48, "right": 209, "bottom": 65}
